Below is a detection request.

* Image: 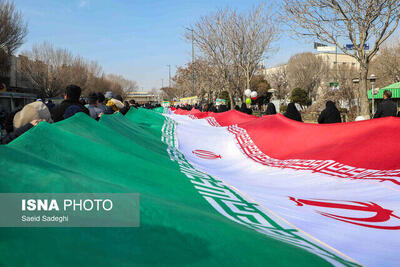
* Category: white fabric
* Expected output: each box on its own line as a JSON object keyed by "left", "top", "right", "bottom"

{"left": 169, "top": 113, "right": 400, "bottom": 266}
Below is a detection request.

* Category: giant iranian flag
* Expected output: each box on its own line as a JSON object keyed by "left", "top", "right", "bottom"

{"left": 0, "top": 107, "right": 398, "bottom": 266}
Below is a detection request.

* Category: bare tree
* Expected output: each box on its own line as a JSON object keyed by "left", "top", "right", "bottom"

{"left": 335, "top": 63, "right": 359, "bottom": 119}
{"left": 282, "top": 0, "right": 400, "bottom": 117}
{"left": 173, "top": 58, "right": 225, "bottom": 101}
{"left": 370, "top": 39, "right": 400, "bottom": 88}
{"left": 266, "top": 65, "right": 290, "bottom": 102}
{"left": 286, "top": 52, "right": 329, "bottom": 100}
{"left": 19, "top": 42, "right": 136, "bottom": 98}
{"left": 187, "top": 4, "right": 278, "bottom": 108}
{"left": 188, "top": 8, "right": 234, "bottom": 104}
{"left": 161, "top": 86, "right": 181, "bottom": 102}
{"left": 0, "top": 0, "right": 27, "bottom": 78}
{"left": 106, "top": 74, "right": 139, "bottom": 93}
{"left": 0, "top": 0, "right": 27, "bottom": 54}
{"left": 227, "top": 5, "right": 277, "bottom": 92}
{"left": 19, "top": 42, "right": 74, "bottom": 97}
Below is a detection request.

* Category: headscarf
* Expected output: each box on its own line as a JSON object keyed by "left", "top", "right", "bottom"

{"left": 106, "top": 98, "right": 125, "bottom": 112}
{"left": 325, "top": 101, "right": 339, "bottom": 117}
{"left": 265, "top": 103, "right": 277, "bottom": 115}
{"left": 240, "top": 103, "right": 247, "bottom": 113}
{"left": 318, "top": 101, "right": 341, "bottom": 124}
{"left": 115, "top": 95, "right": 123, "bottom": 102}
{"left": 240, "top": 103, "right": 252, "bottom": 115}
{"left": 13, "top": 101, "right": 53, "bottom": 128}
{"left": 284, "top": 103, "right": 302, "bottom": 122}
{"left": 104, "top": 91, "right": 114, "bottom": 99}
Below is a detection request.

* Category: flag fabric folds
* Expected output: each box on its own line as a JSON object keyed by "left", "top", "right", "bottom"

{"left": 1, "top": 107, "right": 398, "bottom": 266}
{"left": 168, "top": 108, "right": 400, "bottom": 266}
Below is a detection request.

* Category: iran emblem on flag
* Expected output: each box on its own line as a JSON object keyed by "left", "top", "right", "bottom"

{"left": 192, "top": 150, "right": 222, "bottom": 160}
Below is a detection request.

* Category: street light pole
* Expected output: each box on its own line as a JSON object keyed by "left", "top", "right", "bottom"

{"left": 167, "top": 65, "right": 171, "bottom": 88}
{"left": 368, "top": 74, "right": 377, "bottom": 117}
{"left": 161, "top": 78, "right": 164, "bottom": 89}
{"left": 185, "top": 27, "right": 195, "bottom": 96}
{"left": 191, "top": 29, "right": 195, "bottom": 96}
{"left": 352, "top": 78, "right": 360, "bottom": 116}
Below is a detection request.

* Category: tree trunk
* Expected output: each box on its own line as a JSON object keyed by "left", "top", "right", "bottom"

{"left": 359, "top": 63, "right": 370, "bottom": 118}
{"left": 227, "top": 89, "right": 235, "bottom": 110}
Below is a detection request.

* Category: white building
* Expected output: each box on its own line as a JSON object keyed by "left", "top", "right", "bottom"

{"left": 263, "top": 52, "right": 359, "bottom": 77}
{"left": 125, "top": 91, "right": 160, "bottom": 104}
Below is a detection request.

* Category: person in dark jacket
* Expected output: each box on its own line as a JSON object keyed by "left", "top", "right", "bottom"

{"left": 318, "top": 101, "right": 341, "bottom": 124}
{"left": 4, "top": 108, "right": 22, "bottom": 133}
{"left": 119, "top": 100, "right": 130, "bottom": 115}
{"left": 1, "top": 120, "right": 38, "bottom": 144}
{"left": 265, "top": 103, "right": 277, "bottom": 115}
{"left": 114, "top": 95, "right": 130, "bottom": 115}
{"left": 63, "top": 105, "right": 84, "bottom": 119}
{"left": 208, "top": 103, "right": 217, "bottom": 112}
{"left": 87, "top": 93, "right": 103, "bottom": 120}
{"left": 218, "top": 104, "right": 228, "bottom": 113}
{"left": 240, "top": 103, "right": 247, "bottom": 113}
{"left": 51, "top": 85, "right": 89, "bottom": 122}
{"left": 45, "top": 100, "right": 55, "bottom": 110}
{"left": 284, "top": 103, "right": 302, "bottom": 122}
{"left": 240, "top": 103, "right": 253, "bottom": 115}
{"left": 374, "top": 90, "right": 397, "bottom": 118}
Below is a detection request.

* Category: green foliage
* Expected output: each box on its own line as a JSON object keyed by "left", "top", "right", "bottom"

{"left": 250, "top": 74, "right": 271, "bottom": 96}
{"left": 290, "top": 88, "right": 311, "bottom": 107}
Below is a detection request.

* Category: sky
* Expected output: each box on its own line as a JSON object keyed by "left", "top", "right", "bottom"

{"left": 14, "top": 0, "right": 315, "bottom": 91}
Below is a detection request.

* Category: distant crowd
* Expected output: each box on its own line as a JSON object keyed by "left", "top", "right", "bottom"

{"left": 1, "top": 86, "right": 399, "bottom": 145}
{"left": 174, "top": 89, "right": 400, "bottom": 123}
{"left": 0, "top": 84, "right": 161, "bottom": 144}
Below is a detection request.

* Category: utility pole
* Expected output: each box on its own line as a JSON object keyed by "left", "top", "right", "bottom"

{"left": 161, "top": 78, "right": 164, "bottom": 88}
{"left": 167, "top": 64, "right": 171, "bottom": 88}
{"left": 185, "top": 27, "right": 195, "bottom": 96}
{"left": 335, "top": 34, "right": 338, "bottom": 85}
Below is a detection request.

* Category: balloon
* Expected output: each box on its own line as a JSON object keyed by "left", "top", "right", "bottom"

{"left": 245, "top": 98, "right": 252, "bottom": 105}
{"left": 250, "top": 91, "right": 258, "bottom": 100}
{"left": 244, "top": 89, "right": 251, "bottom": 97}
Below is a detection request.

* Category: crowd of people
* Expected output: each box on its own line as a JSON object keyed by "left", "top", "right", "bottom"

{"left": 1, "top": 87, "right": 399, "bottom": 145}
{"left": 0, "top": 84, "right": 161, "bottom": 145}
{"left": 174, "top": 89, "right": 400, "bottom": 124}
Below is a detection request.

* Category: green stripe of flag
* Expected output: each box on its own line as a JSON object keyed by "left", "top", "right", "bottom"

{"left": 0, "top": 108, "right": 357, "bottom": 266}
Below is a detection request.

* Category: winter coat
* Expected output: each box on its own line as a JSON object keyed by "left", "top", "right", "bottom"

{"left": 1, "top": 123, "right": 33, "bottom": 144}
{"left": 51, "top": 99, "right": 89, "bottom": 122}
{"left": 87, "top": 105, "right": 103, "bottom": 119}
{"left": 284, "top": 103, "right": 302, "bottom": 122}
{"left": 374, "top": 99, "right": 397, "bottom": 118}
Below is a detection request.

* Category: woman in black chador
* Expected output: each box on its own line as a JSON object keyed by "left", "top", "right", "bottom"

{"left": 284, "top": 103, "right": 302, "bottom": 122}
{"left": 265, "top": 103, "right": 277, "bottom": 115}
{"left": 318, "top": 101, "right": 341, "bottom": 124}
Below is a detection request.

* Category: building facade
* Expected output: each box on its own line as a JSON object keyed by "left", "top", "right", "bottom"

{"left": 125, "top": 91, "right": 160, "bottom": 104}
{"left": 0, "top": 55, "right": 36, "bottom": 112}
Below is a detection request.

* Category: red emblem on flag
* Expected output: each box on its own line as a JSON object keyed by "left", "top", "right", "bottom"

{"left": 192, "top": 150, "right": 221, "bottom": 159}
{"left": 289, "top": 197, "right": 400, "bottom": 230}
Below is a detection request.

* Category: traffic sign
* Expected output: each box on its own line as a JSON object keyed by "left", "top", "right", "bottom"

{"left": 344, "top": 44, "right": 369, "bottom": 50}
